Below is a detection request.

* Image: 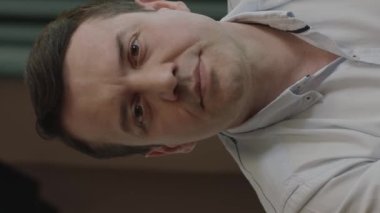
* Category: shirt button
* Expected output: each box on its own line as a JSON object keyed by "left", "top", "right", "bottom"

{"left": 303, "top": 95, "right": 314, "bottom": 102}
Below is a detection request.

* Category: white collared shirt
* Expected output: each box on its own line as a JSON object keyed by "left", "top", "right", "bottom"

{"left": 218, "top": 0, "right": 380, "bottom": 212}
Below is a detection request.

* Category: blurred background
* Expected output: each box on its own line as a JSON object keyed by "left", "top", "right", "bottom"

{"left": 0, "top": 0, "right": 264, "bottom": 212}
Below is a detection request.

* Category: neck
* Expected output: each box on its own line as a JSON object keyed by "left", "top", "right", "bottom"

{"left": 221, "top": 22, "right": 338, "bottom": 124}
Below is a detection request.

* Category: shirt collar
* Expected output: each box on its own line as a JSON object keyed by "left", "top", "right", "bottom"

{"left": 222, "top": 1, "right": 310, "bottom": 33}
{"left": 227, "top": 0, "right": 294, "bottom": 14}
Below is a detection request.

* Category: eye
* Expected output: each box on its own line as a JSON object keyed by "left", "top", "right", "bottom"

{"left": 129, "top": 37, "right": 140, "bottom": 67}
{"left": 133, "top": 96, "right": 145, "bottom": 129}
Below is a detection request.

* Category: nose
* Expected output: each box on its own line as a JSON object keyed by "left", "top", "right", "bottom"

{"left": 127, "top": 63, "right": 178, "bottom": 101}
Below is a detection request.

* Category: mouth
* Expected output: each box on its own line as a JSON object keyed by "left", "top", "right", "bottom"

{"left": 193, "top": 54, "right": 205, "bottom": 109}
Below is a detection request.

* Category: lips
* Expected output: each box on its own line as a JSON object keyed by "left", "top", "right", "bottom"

{"left": 193, "top": 56, "right": 204, "bottom": 109}
{"left": 198, "top": 57, "right": 207, "bottom": 107}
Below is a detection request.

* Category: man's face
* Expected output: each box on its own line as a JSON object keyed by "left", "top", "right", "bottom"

{"left": 62, "top": 8, "right": 254, "bottom": 147}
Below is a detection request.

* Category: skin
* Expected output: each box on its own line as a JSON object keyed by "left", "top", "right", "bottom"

{"left": 62, "top": 2, "right": 338, "bottom": 150}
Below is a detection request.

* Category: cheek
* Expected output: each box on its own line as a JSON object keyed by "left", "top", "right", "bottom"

{"left": 149, "top": 106, "right": 199, "bottom": 136}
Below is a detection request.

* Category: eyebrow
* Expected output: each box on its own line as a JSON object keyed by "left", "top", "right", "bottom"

{"left": 116, "top": 29, "right": 130, "bottom": 132}
{"left": 116, "top": 30, "right": 127, "bottom": 70}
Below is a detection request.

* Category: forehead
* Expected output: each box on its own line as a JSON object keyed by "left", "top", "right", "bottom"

{"left": 61, "top": 15, "right": 129, "bottom": 144}
{"left": 63, "top": 12, "right": 153, "bottom": 86}
{"left": 65, "top": 15, "right": 129, "bottom": 75}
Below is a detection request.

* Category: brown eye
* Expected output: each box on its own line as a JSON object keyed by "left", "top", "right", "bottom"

{"left": 129, "top": 38, "right": 140, "bottom": 66}
{"left": 133, "top": 97, "right": 144, "bottom": 128}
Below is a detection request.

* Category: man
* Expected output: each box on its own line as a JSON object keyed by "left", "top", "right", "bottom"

{"left": 26, "top": 0, "right": 380, "bottom": 212}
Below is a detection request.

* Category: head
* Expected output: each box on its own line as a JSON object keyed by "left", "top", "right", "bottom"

{"left": 26, "top": 0, "right": 257, "bottom": 158}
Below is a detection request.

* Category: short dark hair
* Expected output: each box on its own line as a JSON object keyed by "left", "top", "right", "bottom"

{"left": 25, "top": 0, "right": 155, "bottom": 158}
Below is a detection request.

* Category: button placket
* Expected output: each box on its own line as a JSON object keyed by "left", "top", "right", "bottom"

{"left": 291, "top": 75, "right": 311, "bottom": 94}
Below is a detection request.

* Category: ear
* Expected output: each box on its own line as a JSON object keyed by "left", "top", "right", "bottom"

{"left": 145, "top": 142, "right": 196, "bottom": 158}
{"left": 135, "top": 0, "right": 190, "bottom": 12}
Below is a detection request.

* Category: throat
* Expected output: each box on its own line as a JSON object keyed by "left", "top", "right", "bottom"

{"left": 253, "top": 28, "right": 339, "bottom": 117}
{"left": 224, "top": 22, "right": 339, "bottom": 125}
{"left": 293, "top": 41, "right": 339, "bottom": 81}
